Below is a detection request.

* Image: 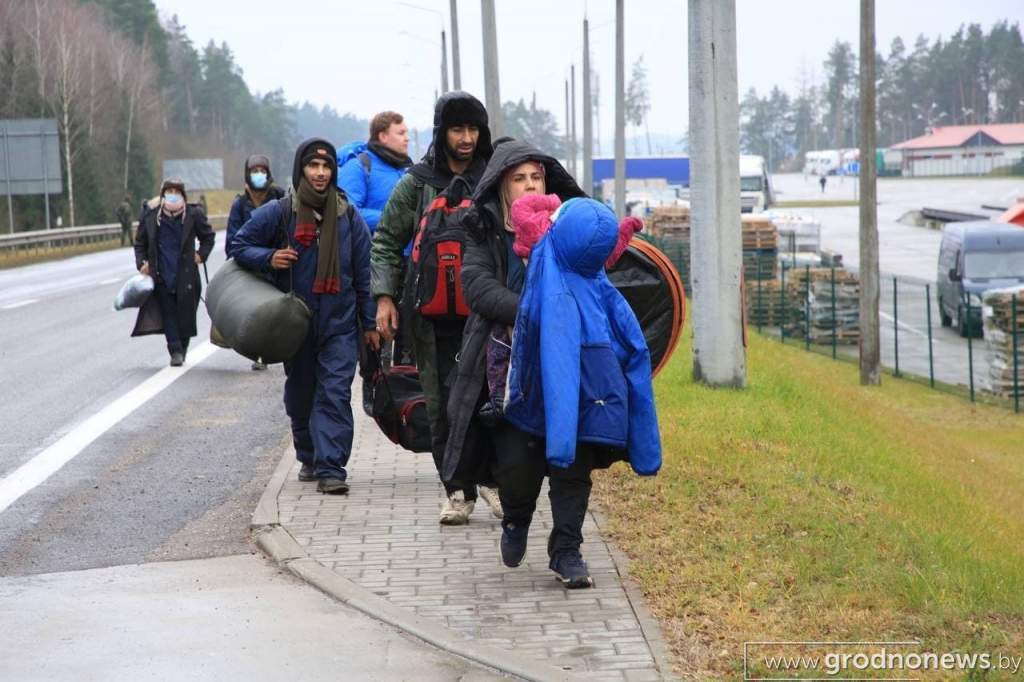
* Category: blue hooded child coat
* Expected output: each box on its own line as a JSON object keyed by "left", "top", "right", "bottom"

{"left": 503, "top": 198, "right": 661, "bottom": 475}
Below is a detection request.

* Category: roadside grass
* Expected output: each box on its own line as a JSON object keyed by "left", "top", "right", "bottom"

{"left": 593, "top": 322, "right": 1024, "bottom": 679}
{"left": 774, "top": 199, "right": 860, "bottom": 208}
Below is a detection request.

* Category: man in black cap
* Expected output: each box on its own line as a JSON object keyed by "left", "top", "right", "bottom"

{"left": 233, "top": 139, "right": 378, "bottom": 495}
{"left": 370, "top": 91, "right": 501, "bottom": 525}
{"left": 225, "top": 153, "right": 286, "bottom": 370}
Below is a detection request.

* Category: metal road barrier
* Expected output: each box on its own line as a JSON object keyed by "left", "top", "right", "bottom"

{"left": 0, "top": 214, "right": 228, "bottom": 258}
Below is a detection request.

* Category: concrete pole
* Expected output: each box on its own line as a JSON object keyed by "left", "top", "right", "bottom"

{"left": 565, "top": 79, "right": 571, "bottom": 168}
{"left": 859, "top": 0, "right": 881, "bottom": 385}
{"left": 481, "top": 0, "right": 504, "bottom": 137}
{"left": 582, "top": 19, "right": 593, "bottom": 195}
{"left": 450, "top": 0, "right": 461, "bottom": 90}
{"left": 441, "top": 30, "right": 449, "bottom": 94}
{"left": 688, "top": 0, "right": 746, "bottom": 387}
{"left": 570, "top": 64, "right": 578, "bottom": 179}
{"left": 614, "top": 0, "right": 625, "bottom": 219}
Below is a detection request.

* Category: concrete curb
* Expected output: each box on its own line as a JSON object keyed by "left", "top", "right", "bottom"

{"left": 251, "top": 446, "right": 585, "bottom": 682}
{"left": 589, "top": 507, "right": 678, "bottom": 681}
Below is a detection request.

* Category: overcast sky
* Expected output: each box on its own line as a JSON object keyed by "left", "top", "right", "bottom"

{"left": 154, "top": 0, "right": 1021, "bottom": 144}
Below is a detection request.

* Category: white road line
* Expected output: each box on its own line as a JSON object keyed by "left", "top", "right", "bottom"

{"left": 1, "top": 299, "right": 39, "bottom": 310}
{"left": 879, "top": 311, "right": 928, "bottom": 338}
{"left": 0, "top": 342, "right": 220, "bottom": 514}
{"left": 99, "top": 277, "right": 122, "bottom": 285}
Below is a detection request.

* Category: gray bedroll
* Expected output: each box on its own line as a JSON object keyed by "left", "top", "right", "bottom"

{"left": 206, "top": 259, "right": 311, "bottom": 364}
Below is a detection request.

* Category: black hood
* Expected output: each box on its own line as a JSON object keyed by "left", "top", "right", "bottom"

{"left": 409, "top": 91, "right": 493, "bottom": 190}
{"left": 463, "top": 140, "right": 585, "bottom": 243}
{"left": 291, "top": 137, "right": 337, "bottom": 191}
{"left": 472, "top": 140, "right": 585, "bottom": 206}
{"left": 244, "top": 154, "right": 273, "bottom": 191}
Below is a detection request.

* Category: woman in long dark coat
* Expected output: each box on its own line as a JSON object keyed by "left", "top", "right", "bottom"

{"left": 132, "top": 178, "right": 215, "bottom": 366}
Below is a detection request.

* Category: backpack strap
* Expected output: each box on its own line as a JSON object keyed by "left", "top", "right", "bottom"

{"left": 358, "top": 151, "right": 372, "bottom": 177}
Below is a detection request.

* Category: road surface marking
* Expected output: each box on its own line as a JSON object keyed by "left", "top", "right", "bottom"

{"left": 879, "top": 311, "right": 928, "bottom": 338}
{"left": 1, "top": 299, "right": 39, "bottom": 310}
{"left": 0, "top": 342, "right": 220, "bottom": 514}
{"left": 99, "top": 277, "right": 122, "bottom": 285}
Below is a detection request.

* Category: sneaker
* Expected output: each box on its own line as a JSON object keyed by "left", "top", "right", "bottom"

{"left": 477, "top": 485, "right": 503, "bottom": 519}
{"left": 297, "top": 463, "right": 316, "bottom": 482}
{"left": 317, "top": 477, "right": 349, "bottom": 495}
{"left": 439, "top": 490, "right": 474, "bottom": 525}
{"left": 499, "top": 520, "right": 529, "bottom": 567}
{"left": 550, "top": 551, "right": 594, "bottom": 589}
{"left": 169, "top": 351, "right": 184, "bottom": 367}
{"left": 251, "top": 360, "right": 267, "bottom": 371}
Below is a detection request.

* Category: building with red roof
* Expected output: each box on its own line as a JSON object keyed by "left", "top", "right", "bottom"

{"left": 891, "top": 123, "right": 1024, "bottom": 177}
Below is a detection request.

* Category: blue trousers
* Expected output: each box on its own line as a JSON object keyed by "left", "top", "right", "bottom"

{"left": 283, "top": 326, "right": 358, "bottom": 480}
{"left": 154, "top": 283, "right": 183, "bottom": 353}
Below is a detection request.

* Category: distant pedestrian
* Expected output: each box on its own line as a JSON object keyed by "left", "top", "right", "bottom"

{"left": 226, "top": 154, "right": 286, "bottom": 371}
{"left": 233, "top": 138, "right": 379, "bottom": 495}
{"left": 116, "top": 195, "right": 133, "bottom": 246}
{"left": 819, "top": 174, "right": 827, "bottom": 193}
{"left": 132, "top": 178, "right": 215, "bottom": 367}
{"left": 198, "top": 194, "right": 209, "bottom": 216}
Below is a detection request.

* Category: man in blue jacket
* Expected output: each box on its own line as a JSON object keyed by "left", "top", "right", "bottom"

{"left": 337, "top": 111, "right": 412, "bottom": 234}
{"left": 233, "top": 138, "right": 380, "bottom": 494}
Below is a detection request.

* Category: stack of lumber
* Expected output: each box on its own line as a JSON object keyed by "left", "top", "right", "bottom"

{"left": 982, "top": 286, "right": 1024, "bottom": 398}
{"left": 742, "top": 215, "right": 779, "bottom": 281}
{"left": 745, "top": 279, "right": 801, "bottom": 327}
{"left": 788, "top": 267, "right": 861, "bottom": 344}
{"left": 648, "top": 207, "right": 691, "bottom": 290}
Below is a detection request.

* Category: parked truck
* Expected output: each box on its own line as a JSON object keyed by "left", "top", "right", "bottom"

{"left": 740, "top": 155, "right": 773, "bottom": 213}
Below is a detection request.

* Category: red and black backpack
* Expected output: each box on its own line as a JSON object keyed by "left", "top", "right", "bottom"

{"left": 405, "top": 175, "right": 474, "bottom": 321}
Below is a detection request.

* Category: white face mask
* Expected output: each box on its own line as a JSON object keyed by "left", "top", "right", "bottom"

{"left": 164, "top": 192, "right": 184, "bottom": 206}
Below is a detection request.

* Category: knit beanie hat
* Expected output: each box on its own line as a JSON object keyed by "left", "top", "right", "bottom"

{"left": 606, "top": 216, "right": 644, "bottom": 268}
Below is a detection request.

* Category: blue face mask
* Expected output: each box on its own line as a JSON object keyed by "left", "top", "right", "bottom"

{"left": 163, "top": 192, "right": 183, "bottom": 206}
{"left": 249, "top": 171, "right": 268, "bottom": 189}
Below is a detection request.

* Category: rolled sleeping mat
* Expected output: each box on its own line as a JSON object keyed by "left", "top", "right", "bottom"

{"left": 205, "top": 259, "right": 311, "bottom": 364}
{"left": 607, "top": 238, "right": 686, "bottom": 377}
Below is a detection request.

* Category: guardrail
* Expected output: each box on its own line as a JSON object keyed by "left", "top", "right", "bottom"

{"left": 0, "top": 214, "right": 228, "bottom": 257}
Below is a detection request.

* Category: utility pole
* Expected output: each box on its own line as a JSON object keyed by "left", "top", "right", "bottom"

{"left": 614, "top": 0, "right": 625, "bottom": 219}
{"left": 688, "top": 0, "right": 746, "bottom": 387}
{"left": 571, "top": 64, "right": 578, "bottom": 179}
{"left": 594, "top": 72, "right": 602, "bottom": 156}
{"left": 565, "top": 79, "right": 571, "bottom": 169}
{"left": 481, "top": 0, "right": 503, "bottom": 137}
{"left": 859, "top": 0, "right": 880, "bottom": 385}
{"left": 450, "top": 0, "right": 461, "bottom": 90}
{"left": 582, "top": 17, "right": 593, "bottom": 195}
{"left": 441, "top": 30, "right": 449, "bottom": 93}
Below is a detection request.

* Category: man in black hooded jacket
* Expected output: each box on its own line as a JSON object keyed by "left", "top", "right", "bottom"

{"left": 370, "top": 91, "right": 500, "bottom": 525}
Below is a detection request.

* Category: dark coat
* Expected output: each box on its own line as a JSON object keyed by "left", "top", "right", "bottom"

{"left": 226, "top": 185, "right": 285, "bottom": 257}
{"left": 442, "top": 140, "right": 585, "bottom": 484}
{"left": 131, "top": 205, "right": 215, "bottom": 339}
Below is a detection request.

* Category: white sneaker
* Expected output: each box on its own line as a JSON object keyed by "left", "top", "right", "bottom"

{"left": 439, "top": 490, "right": 474, "bottom": 525}
{"left": 477, "top": 485, "right": 504, "bottom": 519}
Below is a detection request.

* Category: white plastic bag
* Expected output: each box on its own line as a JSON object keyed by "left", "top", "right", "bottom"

{"left": 113, "top": 273, "right": 154, "bottom": 311}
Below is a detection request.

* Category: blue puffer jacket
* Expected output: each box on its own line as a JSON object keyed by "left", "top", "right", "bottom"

{"left": 337, "top": 145, "right": 406, "bottom": 233}
{"left": 504, "top": 198, "right": 661, "bottom": 475}
{"left": 231, "top": 195, "right": 376, "bottom": 339}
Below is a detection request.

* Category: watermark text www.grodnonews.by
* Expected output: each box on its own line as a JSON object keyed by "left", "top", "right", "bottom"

{"left": 743, "top": 641, "right": 1022, "bottom": 680}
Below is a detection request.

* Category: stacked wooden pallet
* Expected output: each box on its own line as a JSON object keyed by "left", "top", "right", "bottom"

{"left": 742, "top": 215, "right": 778, "bottom": 282}
{"left": 982, "top": 286, "right": 1024, "bottom": 398}
{"left": 744, "top": 279, "right": 801, "bottom": 327}
{"left": 788, "top": 267, "right": 861, "bottom": 344}
{"left": 648, "top": 207, "right": 691, "bottom": 290}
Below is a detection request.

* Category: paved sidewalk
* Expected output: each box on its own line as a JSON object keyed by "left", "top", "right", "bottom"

{"left": 274, "top": 404, "right": 672, "bottom": 681}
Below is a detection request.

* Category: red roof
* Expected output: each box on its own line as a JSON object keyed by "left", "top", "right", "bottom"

{"left": 892, "top": 123, "right": 1024, "bottom": 150}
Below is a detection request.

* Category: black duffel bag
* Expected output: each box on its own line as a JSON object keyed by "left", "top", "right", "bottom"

{"left": 370, "top": 357, "right": 431, "bottom": 453}
{"left": 205, "top": 258, "right": 311, "bottom": 364}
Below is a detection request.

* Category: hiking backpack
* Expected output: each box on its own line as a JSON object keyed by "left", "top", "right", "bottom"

{"left": 405, "top": 175, "right": 474, "bottom": 321}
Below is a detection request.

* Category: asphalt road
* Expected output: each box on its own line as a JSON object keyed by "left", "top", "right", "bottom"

{"left": 0, "top": 243, "right": 287, "bottom": 576}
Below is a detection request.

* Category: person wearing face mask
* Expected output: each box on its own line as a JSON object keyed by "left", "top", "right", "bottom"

{"left": 371, "top": 91, "right": 497, "bottom": 525}
{"left": 226, "top": 154, "right": 285, "bottom": 259}
{"left": 132, "top": 178, "right": 215, "bottom": 367}
{"left": 225, "top": 154, "right": 286, "bottom": 370}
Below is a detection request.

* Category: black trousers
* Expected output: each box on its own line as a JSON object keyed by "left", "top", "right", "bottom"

{"left": 154, "top": 283, "right": 184, "bottom": 354}
{"left": 491, "top": 420, "right": 594, "bottom": 558}
{"left": 433, "top": 324, "right": 477, "bottom": 500}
